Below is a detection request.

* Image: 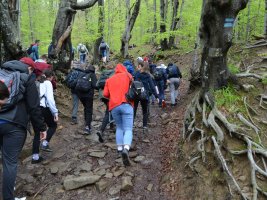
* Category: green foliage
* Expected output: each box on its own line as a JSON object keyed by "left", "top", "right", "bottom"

{"left": 261, "top": 78, "right": 267, "bottom": 85}
{"left": 228, "top": 63, "right": 240, "bottom": 74}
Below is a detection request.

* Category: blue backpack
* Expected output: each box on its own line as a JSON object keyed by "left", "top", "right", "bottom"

{"left": 168, "top": 65, "right": 178, "bottom": 77}
{"left": 65, "top": 70, "right": 80, "bottom": 89}
{"left": 153, "top": 68, "right": 163, "bottom": 80}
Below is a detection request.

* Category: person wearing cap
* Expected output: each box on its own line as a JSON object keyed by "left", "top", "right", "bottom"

{"left": 0, "top": 57, "right": 47, "bottom": 200}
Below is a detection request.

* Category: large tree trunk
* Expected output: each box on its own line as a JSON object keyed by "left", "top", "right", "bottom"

{"left": 160, "top": 0, "right": 168, "bottom": 50}
{"left": 27, "top": 0, "right": 34, "bottom": 42}
{"left": 198, "top": 0, "right": 248, "bottom": 91}
{"left": 168, "top": 0, "right": 179, "bottom": 48}
{"left": 0, "top": 0, "right": 24, "bottom": 62}
{"left": 120, "top": 0, "right": 141, "bottom": 58}
{"left": 93, "top": 0, "right": 104, "bottom": 65}
{"left": 264, "top": 0, "right": 267, "bottom": 38}
{"left": 50, "top": 0, "right": 98, "bottom": 71}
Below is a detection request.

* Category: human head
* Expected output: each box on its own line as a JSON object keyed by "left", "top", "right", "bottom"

{"left": 35, "top": 40, "right": 40, "bottom": 45}
{"left": 20, "top": 57, "right": 35, "bottom": 74}
{"left": 44, "top": 69, "right": 54, "bottom": 80}
{"left": 40, "top": 54, "right": 48, "bottom": 61}
{"left": 137, "top": 57, "right": 143, "bottom": 65}
{"left": 139, "top": 61, "right": 150, "bottom": 73}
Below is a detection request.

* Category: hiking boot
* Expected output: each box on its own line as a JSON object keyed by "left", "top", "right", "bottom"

{"left": 41, "top": 145, "right": 53, "bottom": 152}
{"left": 71, "top": 118, "right": 78, "bottom": 125}
{"left": 121, "top": 148, "right": 131, "bottom": 166}
{"left": 84, "top": 126, "right": 91, "bottom": 135}
{"left": 31, "top": 156, "right": 44, "bottom": 164}
{"left": 96, "top": 131, "right": 104, "bottom": 143}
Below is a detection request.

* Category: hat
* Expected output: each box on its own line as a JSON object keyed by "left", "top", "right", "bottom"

{"left": 20, "top": 57, "right": 35, "bottom": 68}
{"left": 137, "top": 57, "right": 143, "bottom": 63}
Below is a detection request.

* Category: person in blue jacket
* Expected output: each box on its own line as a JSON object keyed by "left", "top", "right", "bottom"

{"left": 123, "top": 60, "right": 135, "bottom": 75}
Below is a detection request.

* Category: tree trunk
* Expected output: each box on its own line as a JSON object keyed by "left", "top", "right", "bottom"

{"left": 0, "top": 0, "right": 24, "bottom": 62}
{"left": 27, "top": 0, "right": 34, "bottom": 42}
{"left": 121, "top": 0, "right": 141, "bottom": 58}
{"left": 176, "top": 0, "right": 185, "bottom": 29}
{"left": 50, "top": 0, "right": 98, "bottom": 71}
{"left": 264, "top": 0, "right": 267, "bottom": 38}
{"left": 168, "top": 0, "right": 179, "bottom": 48}
{"left": 245, "top": 0, "right": 251, "bottom": 43}
{"left": 160, "top": 0, "right": 168, "bottom": 50}
{"left": 151, "top": 0, "right": 157, "bottom": 44}
{"left": 93, "top": 0, "right": 104, "bottom": 65}
{"left": 198, "top": 0, "right": 248, "bottom": 91}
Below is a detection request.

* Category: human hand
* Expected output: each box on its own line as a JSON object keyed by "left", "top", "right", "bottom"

{"left": 156, "top": 98, "right": 159, "bottom": 103}
{"left": 40, "top": 131, "right": 47, "bottom": 141}
{"left": 54, "top": 115, "right": 59, "bottom": 122}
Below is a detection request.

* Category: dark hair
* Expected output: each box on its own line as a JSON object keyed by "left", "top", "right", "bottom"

{"left": 0, "top": 81, "right": 9, "bottom": 100}
{"left": 39, "top": 69, "right": 54, "bottom": 83}
{"left": 35, "top": 39, "right": 40, "bottom": 43}
{"left": 40, "top": 54, "right": 48, "bottom": 60}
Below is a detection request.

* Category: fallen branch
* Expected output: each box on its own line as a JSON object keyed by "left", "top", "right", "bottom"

{"left": 245, "top": 43, "right": 267, "bottom": 49}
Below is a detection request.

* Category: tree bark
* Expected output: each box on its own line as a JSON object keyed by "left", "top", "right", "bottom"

{"left": 121, "top": 0, "right": 141, "bottom": 58}
{"left": 264, "top": 0, "right": 267, "bottom": 38}
{"left": 93, "top": 0, "right": 104, "bottom": 65}
{"left": 50, "top": 0, "right": 98, "bottom": 71}
{"left": 151, "top": 0, "right": 157, "bottom": 44}
{"left": 27, "top": 0, "right": 34, "bottom": 42}
{"left": 160, "top": 0, "right": 168, "bottom": 50}
{"left": 245, "top": 0, "right": 251, "bottom": 43}
{"left": 0, "top": 0, "right": 24, "bottom": 62}
{"left": 168, "top": 0, "right": 179, "bottom": 48}
{"left": 198, "top": 0, "right": 248, "bottom": 91}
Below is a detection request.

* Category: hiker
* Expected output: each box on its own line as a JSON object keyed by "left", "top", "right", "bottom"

{"left": 65, "top": 61, "right": 84, "bottom": 125}
{"left": 29, "top": 39, "right": 40, "bottom": 61}
{"left": 75, "top": 64, "right": 97, "bottom": 134}
{"left": 167, "top": 63, "right": 182, "bottom": 106}
{"left": 0, "top": 81, "right": 9, "bottom": 109}
{"left": 77, "top": 43, "right": 89, "bottom": 63}
{"left": 153, "top": 61, "right": 168, "bottom": 107}
{"left": 0, "top": 57, "right": 47, "bottom": 200}
{"left": 32, "top": 69, "right": 59, "bottom": 158}
{"left": 103, "top": 63, "right": 134, "bottom": 166}
{"left": 96, "top": 62, "right": 115, "bottom": 142}
{"left": 133, "top": 61, "right": 158, "bottom": 133}
{"left": 99, "top": 40, "right": 109, "bottom": 64}
{"left": 123, "top": 59, "right": 135, "bottom": 75}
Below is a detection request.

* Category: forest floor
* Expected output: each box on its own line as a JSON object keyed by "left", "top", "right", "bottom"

{"left": 1, "top": 43, "right": 267, "bottom": 200}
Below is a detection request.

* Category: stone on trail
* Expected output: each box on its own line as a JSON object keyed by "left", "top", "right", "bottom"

{"left": 121, "top": 176, "right": 133, "bottom": 191}
{"left": 89, "top": 151, "right": 106, "bottom": 158}
{"left": 161, "top": 113, "right": 169, "bottom": 120}
{"left": 104, "top": 142, "right": 117, "bottom": 150}
{"left": 147, "top": 183, "right": 153, "bottom": 191}
{"left": 109, "top": 185, "right": 121, "bottom": 196}
{"left": 142, "top": 139, "right": 150, "bottom": 143}
{"left": 129, "top": 151, "right": 138, "bottom": 158}
{"left": 79, "top": 162, "right": 92, "bottom": 172}
{"left": 98, "top": 159, "right": 106, "bottom": 166}
{"left": 105, "top": 172, "right": 113, "bottom": 178}
{"left": 113, "top": 168, "right": 125, "bottom": 177}
{"left": 95, "top": 180, "right": 109, "bottom": 193}
{"left": 63, "top": 174, "right": 101, "bottom": 190}
{"left": 34, "top": 168, "right": 44, "bottom": 177}
{"left": 50, "top": 166, "right": 59, "bottom": 174}
{"left": 134, "top": 156, "right": 145, "bottom": 162}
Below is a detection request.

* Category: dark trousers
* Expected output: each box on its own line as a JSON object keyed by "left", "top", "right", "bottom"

{"left": 100, "top": 101, "right": 114, "bottom": 133}
{"left": 0, "top": 123, "right": 26, "bottom": 200}
{"left": 32, "top": 107, "right": 57, "bottom": 154}
{"left": 134, "top": 99, "right": 149, "bottom": 127}
{"left": 79, "top": 97, "right": 93, "bottom": 128}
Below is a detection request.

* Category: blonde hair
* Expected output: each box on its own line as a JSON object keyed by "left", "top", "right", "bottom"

{"left": 140, "top": 61, "right": 150, "bottom": 73}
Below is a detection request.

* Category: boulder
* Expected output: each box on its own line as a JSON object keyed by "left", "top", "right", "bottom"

{"left": 121, "top": 176, "right": 133, "bottom": 191}
{"left": 63, "top": 174, "right": 101, "bottom": 190}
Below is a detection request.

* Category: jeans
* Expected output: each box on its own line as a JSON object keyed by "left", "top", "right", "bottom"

{"left": 80, "top": 53, "right": 86, "bottom": 63}
{"left": 134, "top": 99, "right": 149, "bottom": 127}
{"left": 169, "top": 78, "right": 180, "bottom": 104}
{"left": 111, "top": 103, "right": 133, "bottom": 147}
{"left": 71, "top": 92, "right": 79, "bottom": 120}
{"left": 155, "top": 80, "right": 165, "bottom": 105}
{"left": 0, "top": 123, "right": 26, "bottom": 200}
{"left": 32, "top": 107, "right": 57, "bottom": 154}
{"left": 79, "top": 97, "right": 93, "bottom": 128}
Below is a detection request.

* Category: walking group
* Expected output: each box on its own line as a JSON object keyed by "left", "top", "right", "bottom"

{"left": 0, "top": 40, "right": 181, "bottom": 200}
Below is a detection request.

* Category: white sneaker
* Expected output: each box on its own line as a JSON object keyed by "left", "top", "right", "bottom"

{"left": 15, "top": 197, "right": 26, "bottom": 200}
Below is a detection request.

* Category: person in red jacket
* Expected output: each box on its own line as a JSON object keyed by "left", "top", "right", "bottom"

{"left": 103, "top": 63, "right": 133, "bottom": 166}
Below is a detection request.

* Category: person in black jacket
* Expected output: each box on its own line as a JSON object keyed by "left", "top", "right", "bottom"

{"left": 0, "top": 57, "right": 47, "bottom": 200}
{"left": 76, "top": 64, "right": 98, "bottom": 134}
{"left": 133, "top": 61, "right": 158, "bottom": 132}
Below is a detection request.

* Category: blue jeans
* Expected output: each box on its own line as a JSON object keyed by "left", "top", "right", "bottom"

{"left": 71, "top": 92, "right": 79, "bottom": 119}
{"left": 155, "top": 80, "right": 165, "bottom": 105}
{"left": 169, "top": 78, "right": 180, "bottom": 104}
{"left": 80, "top": 53, "right": 86, "bottom": 63}
{"left": 111, "top": 103, "right": 133, "bottom": 147}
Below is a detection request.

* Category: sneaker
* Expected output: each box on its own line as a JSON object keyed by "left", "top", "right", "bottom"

{"left": 96, "top": 131, "right": 104, "bottom": 143}
{"left": 71, "top": 118, "right": 78, "bottom": 125}
{"left": 31, "top": 156, "right": 44, "bottom": 164}
{"left": 84, "top": 126, "right": 91, "bottom": 135}
{"left": 41, "top": 145, "right": 53, "bottom": 152}
{"left": 121, "top": 148, "right": 131, "bottom": 166}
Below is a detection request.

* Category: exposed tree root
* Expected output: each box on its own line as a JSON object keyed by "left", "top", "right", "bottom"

{"left": 183, "top": 91, "right": 267, "bottom": 199}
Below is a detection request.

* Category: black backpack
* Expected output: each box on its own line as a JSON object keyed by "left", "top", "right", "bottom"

{"left": 153, "top": 69, "right": 163, "bottom": 80}
{"left": 75, "top": 73, "right": 92, "bottom": 92}
{"left": 168, "top": 65, "right": 178, "bottom": 77}
{"left": 96, "top": 70, "right": 114, "bottom": 89}
{"left": 27, "top": 44, "right": 34, "bottom": 55}
{"left": 65, "top": 70, "right": 80, "bottom": 89}
{"left": 99, "top": 43, "right": 107, "bottom": 51}
{"left": 126, "top": 81, "right": 147, "bottom": 101}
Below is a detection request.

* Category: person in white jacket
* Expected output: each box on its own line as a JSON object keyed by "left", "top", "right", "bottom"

{"left": 32, "top": 69, "right": 59, "bottom": 163}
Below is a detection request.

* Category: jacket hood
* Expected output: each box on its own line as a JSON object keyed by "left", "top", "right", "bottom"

{"left": 123, "top": 60, "right": 133, "bottom": 66}
{"left": 2, "top": 60, "right": 29, "bottom": 74}
{"left": 115, "top": 64, "right": 127, "bottom": 74}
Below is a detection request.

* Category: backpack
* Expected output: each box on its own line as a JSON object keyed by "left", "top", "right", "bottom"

{"left": 35, "top": 80, "right": 46, "bottom": 101}
{"left": 27, "top": 44, "right": 34, "bottom": 55}
{"left": 65, "top": 70, "right": 80, "bottom": 89}
{"left": 99, "top": 43, "right": 107, "bottom": 51}
{"left": 153, "top": 69, "right": 163, "bottom": 80}
{"left": 126, "top": 81, "right": 147, "bottom": 101}
{"left": 168, "top": 65, "right": 178, "bottom": 77}
{"left": 0, "top": 69, "right": 28, "bottom": 112}
{"left": 80, "top": 45, "right": 86, "bottom": 53}
{"left": 75, "top": 73, "right": 92, "bottom": 92}
{"left": 96, "top": 70, "right": 114, "bottom": 89}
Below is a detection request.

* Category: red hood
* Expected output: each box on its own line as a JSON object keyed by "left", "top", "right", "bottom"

{"left": 34, "top": 62, "right": 52, "bottom": 76}
{"left": 115, "top": 63, "right": 127, "bottom": 74}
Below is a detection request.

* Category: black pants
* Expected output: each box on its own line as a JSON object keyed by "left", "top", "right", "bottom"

{"left": 79, "top": 97, "right": 93, "bottom": 128}
{"left": 32, "top": 107, "right": 57, "bottom": 154}
{"left": 0, "top": 123, "right": 26, "bottom": 200}
{"left": 134, "top": 99, "right": 149, "bottom": 127}
{"left": 100, "top": 101, "right": 114, "bottom": 133}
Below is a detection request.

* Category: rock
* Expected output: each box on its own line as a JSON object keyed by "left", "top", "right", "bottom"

{"left": 109, "top": 198, "right": 120, "bottom": 200}
{"left": 95, "top": 180, "right": 108, "bottom": 193}
{"left": 53, "top": 152, "right": 65, "bottom": 159}
{"left": 79, "top": 162, "right": 92, "bottom": 172}
{"left": 125, "top": 171, "right": 134, "bottom": 177}
{"left": 105, "top": 173, "right": 113, "bottom": 178}
{"left": 57, "top": 125, "right": 64, "bottom": 131}
{"left": 162, "top": 119, "right": 171, "bottom": 125}
{"left": 96, "top": 169, "right": 106, "bottom": 176}
{"left": 34, "top": 168, "right": 44, "bottom": 177}
{"left": 115, "top": 158, "right": 122, "bottom": 163}
{"left": 134, "top": 156, "right": 145, "bottom": 162}
{"left": 148, "top": 122, "right": 157, "bottom": 127}
{"left": 98, "top": 159, "right": 105, "bottom": 166}
{"left": 141, "top": 158, "right": 154, "bottom": 166}
{"left": 142, "top": 139, "right": 150, "bottom": 143}
{"left": 48, "top": 161, "right": 71, "bottom": 174}
{"left": 129, "top": 151, "right": 138, "bottom": 158}
{"left": 50, "top": 167, "right": 59, "bottom": 175}
{"left": 161, "top": 113, "right": 169, "bottom": 120}
{"left": 73, "top": 134, "right": 83, "bottom": 139}
{"left": 24, "top": 185, "right": 35, "bottom": 196}
{"left": 104, "top": 142, "right": 117, "bottom": 150}
{"left": 22, "top": 156, "right": 32, "bottom": 165}
{"left": 238, "top": 175, "right": 246, "bottom": 182}
{"left": 113, "top": 169, "right": 125, "bottom": 177}
{"left": 109, "top": 185, "right": 121, "bottom": 195}
{"left": 147, "top": 183, "right": 153, "bottom": 191}
{"left": 25, "top": 175, "right": 34, "bottom": 184}
{"left": 89, "top": 151, "right": 106, "bottom": 158}
{"left": 243, "top": 84, "right": 255, "bottom": 92}
{"left": 63, "top": 174, "right": 101, "bottom": 190}
{"left": 121, "top": 176, "right": 133, "bottom": 191}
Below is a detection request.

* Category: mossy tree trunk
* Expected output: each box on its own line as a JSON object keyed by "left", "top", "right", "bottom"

{"left": 264, "top": 0, "right": 267, "bottom": 38}
{"left": 168, "top": 0, "right": 179, "bottom": 48}
{"left": 160, "top": 0, "right": 168, "bottom": 50}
